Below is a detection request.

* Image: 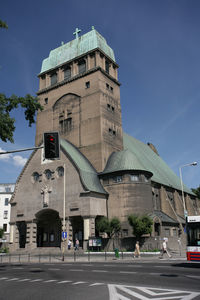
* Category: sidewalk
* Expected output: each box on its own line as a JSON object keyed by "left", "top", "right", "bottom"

{"left": 0, "top": 250, "right": 187, "bottom": 264}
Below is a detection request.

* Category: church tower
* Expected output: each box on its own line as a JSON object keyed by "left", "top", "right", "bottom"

{"left": 35, "top": 27, "right": 123, "bottom": 172}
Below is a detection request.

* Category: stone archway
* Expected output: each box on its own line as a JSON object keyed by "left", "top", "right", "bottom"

{"left": 36, "top": 209, "right": 61, "bottom": 247}
{"left": 70, "top": 216, "right": 83, "bottom": 248}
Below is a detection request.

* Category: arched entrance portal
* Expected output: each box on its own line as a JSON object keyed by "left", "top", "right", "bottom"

{"left": 70, "top": 216, "right": 83, "bottom": 248}
{"left": 36, "top": 209, "right": 61, "bottom": 247}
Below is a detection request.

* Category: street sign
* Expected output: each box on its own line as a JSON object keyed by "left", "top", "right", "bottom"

{"left": 62, "top": 232, "right": 67, "bottom": 239}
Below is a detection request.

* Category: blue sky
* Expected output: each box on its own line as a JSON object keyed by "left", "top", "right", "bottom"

{"left": 0, "top": 0, "right": 199, "bottom": 189}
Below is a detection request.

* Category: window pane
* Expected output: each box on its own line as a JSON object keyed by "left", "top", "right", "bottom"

{"left": 78, "top": 60, "right": 86, "bottom": 74}
{"left": 4, "top": 198, "right": 9, "bottom": 206}
{"left": 64, "top": 67, "right": 71, "bottom": 80}
{"left": 130, "top": 175, "right": 139, "bottom": 182}
{"left": 51, "top": 73, "right": 57, "bottom": 85}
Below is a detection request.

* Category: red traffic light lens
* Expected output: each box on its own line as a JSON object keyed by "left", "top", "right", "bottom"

{"left": 49, "top": 135, "right": 54, "bottom": 142}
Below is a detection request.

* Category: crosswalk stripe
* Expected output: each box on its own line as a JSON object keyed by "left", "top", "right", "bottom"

{"left": 72, "top": 281, "right": 87, "bottom": 285}
{"left": 57, "top": 280, "right": 72, "bottom": 284}
{"left": 44, "top": 279, "right": 58, "bottom": 283}
{"left": 6, "top": 278, "right": 19, "bottom": 281}
{"left": 30, "top": 279, "right": 43, "bottom": 282}
{"left": 0, "top": 277, "right": 8, "bottom": 280}
{"left": 18, "top": 279, "right": 31, "bottom": 282}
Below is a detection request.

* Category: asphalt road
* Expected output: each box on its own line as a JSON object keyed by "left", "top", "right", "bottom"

{"left": 0, "top": 260, "right": 199, "bottom": 300}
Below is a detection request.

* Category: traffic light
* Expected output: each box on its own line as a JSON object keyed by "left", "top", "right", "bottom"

{"left": 43, "top": 132, "right": 60, "bottom": 160}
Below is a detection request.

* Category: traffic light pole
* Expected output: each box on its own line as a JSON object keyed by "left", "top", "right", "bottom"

{"left": 62, "top": 163, "right": 66, "bottom": 261}
{"left": 0, "top": 146, "right": 44, "bottom": 155}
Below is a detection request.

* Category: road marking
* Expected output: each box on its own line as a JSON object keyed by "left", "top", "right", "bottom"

{"left": 92, "top": 270, "right": 108, "bottom": 273}
{"left": 0, "top": 277, "right": 8, "bottom": 280}
{"left": 108, "top": 284, "right": 200, "bottom": 300}
{"left": 48, "top": 268, "right": 60, "bottom": 271}
{"left": 44, "top": 279, "right": 58, "bottom": 283}
{"left": 57, "top": 280, "right": 72, "bottom": 284}
{"left": 18, "top": 278, "right": 31, "bottom": 282}
{"left": 89, "top": 283, "right": 105, "bottom": 286}
{"left": 120, "top": 271, "right": 137, "bottom": 274}
{"left": 69, "top": 269, "right": 83, "bottom": 272}
{"left": 81, "top": 264, "right": 93, "bottom": 266}
{"left": 12, "top": 267, "right": 24, "bottom": 270}
{"left": 6, "top": 278, "right": 19, "bottom": 281}
{"left": 72, "top": 281, "right": 87, "bottom": 285}
{"left": 103, "top": 264, "right": 117, "bottom": 267}
{"left": 187, "top": 275, "right": 200, "bottom": 279}
{"left": 30, "top": 279, "right": 43, "bottom": 282}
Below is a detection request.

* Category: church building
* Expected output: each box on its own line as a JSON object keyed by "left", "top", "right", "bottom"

{"left": 9, "top": 27, "right": 199, "bottom": 252}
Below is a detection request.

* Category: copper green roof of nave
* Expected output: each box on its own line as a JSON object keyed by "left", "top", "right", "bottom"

{"left": 102, "top": 133, "right": 193, "bottom": 195}
{"left": 123, "top": 133, "right": 193, "bottom": 194}
{"left": 60, "top": 139, "right": 107, "bottom": 195}
{"left": 40, "top": 27, "right": 115, "bottom": 74}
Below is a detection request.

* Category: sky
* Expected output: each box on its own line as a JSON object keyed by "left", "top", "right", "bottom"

{"left": 0, "top": 0, "right": 199, "bottom": 189}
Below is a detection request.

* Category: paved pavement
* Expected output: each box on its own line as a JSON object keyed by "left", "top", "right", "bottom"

{"left": 0, "top": 250, "right": 188, "bottom": 264}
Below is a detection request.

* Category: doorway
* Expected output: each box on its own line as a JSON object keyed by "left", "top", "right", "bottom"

{"left": 36, "top": 209, "right": 61, "bottom": 247}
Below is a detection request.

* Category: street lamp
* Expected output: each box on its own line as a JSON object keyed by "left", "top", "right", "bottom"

{"left": 179, "top": 162, "right": 197, "bottom": 218}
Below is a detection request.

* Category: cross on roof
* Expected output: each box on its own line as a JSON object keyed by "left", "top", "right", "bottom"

{"left": 73, "top": 27, "right": 81, "bottom": 39}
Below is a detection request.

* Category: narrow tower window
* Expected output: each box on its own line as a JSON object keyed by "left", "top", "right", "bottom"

{"left": 78, "top": 59, "right": 86, "bottom": 74}
{"left": 64, "top": 67, "right": 71, "bottom": 80}
{"left": 50, "top": 73, "right": 57, "bottom": 85}
{"left": 105, "top": 60, "right": 110, "bottom": 74}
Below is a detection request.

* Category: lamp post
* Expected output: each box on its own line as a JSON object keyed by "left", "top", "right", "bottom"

{"left": 179, "top": 162, "right": 197, "bottom": 218}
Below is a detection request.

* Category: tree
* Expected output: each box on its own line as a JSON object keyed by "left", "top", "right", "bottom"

{"left": 96, "top": 216, "right": 121, "bottom": 238}
{"left": 0, "top": 19, "right": 8, "bottom": 29}
{"left": 0, "top": 19, "right": 43, "bottom": 142}
{"left": 128, "top": 214, "right": 153, "bottom": 240}
{"left": 0, "top": 94, "right": 43, "bottom": 143}
{"left": 191, "top": 186, "right": 200, "bottom": 199}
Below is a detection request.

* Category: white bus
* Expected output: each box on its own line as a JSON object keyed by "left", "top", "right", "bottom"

{"left": 186, "top": 215, "right": 200, "bottom": 261}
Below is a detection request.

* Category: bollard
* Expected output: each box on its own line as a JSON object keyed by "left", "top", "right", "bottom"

{"left": 88, "top": 251, "right": 90, "bottom": 262}
{"left": 28, "top": 253, "right": 30, "bottom": 263}
{"left": 105, "top": 251, "right": 107, "bottom": 261}
{"left": 74, "top": 251, "right": 76, "bottom": 262}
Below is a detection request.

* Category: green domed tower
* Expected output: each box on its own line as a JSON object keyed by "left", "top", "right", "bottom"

{"left": 36, "top": 27, "right": 123, "bottom": 172}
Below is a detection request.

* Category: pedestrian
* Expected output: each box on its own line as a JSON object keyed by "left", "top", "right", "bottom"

{"left": 134, "top": 241, "right": 140, "bottom": 258}
{"left": 75, "top": 238, "right": 79, "bottom": 251}
{"left": 160, "top": 239, "right": 172, "bottom": 259}
{"left": 68, "top": 239, "right": 72, "bottom": 250}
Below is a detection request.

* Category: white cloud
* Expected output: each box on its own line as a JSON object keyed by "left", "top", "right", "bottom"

{"left": 0, "top": 148, "right": 12, "bottom": 161}
{"left": 12, "top": 155, "right": 28, "bottom": 167}
{"left": 0, "top": 148, "right": 27, "bottom": 167}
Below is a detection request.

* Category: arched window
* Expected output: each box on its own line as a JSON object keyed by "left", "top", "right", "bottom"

{"left": 44, "top": 169, "right": 52, "bottom": 180}
{"left": 56, "top": 166, "right": 64, "bottom": 177}
{"left": 32, "top": 172, "right": 40, "bottom": 183}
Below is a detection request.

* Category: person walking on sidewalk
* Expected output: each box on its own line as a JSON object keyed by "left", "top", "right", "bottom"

{"left": 134, "top": 241, "right": 141, "bottom": 258}
{"left": 160, "top": 239, "right": 172, "bottom": 259}
{"left": 75, "top": 238, "right": 79, "bottom": 251}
